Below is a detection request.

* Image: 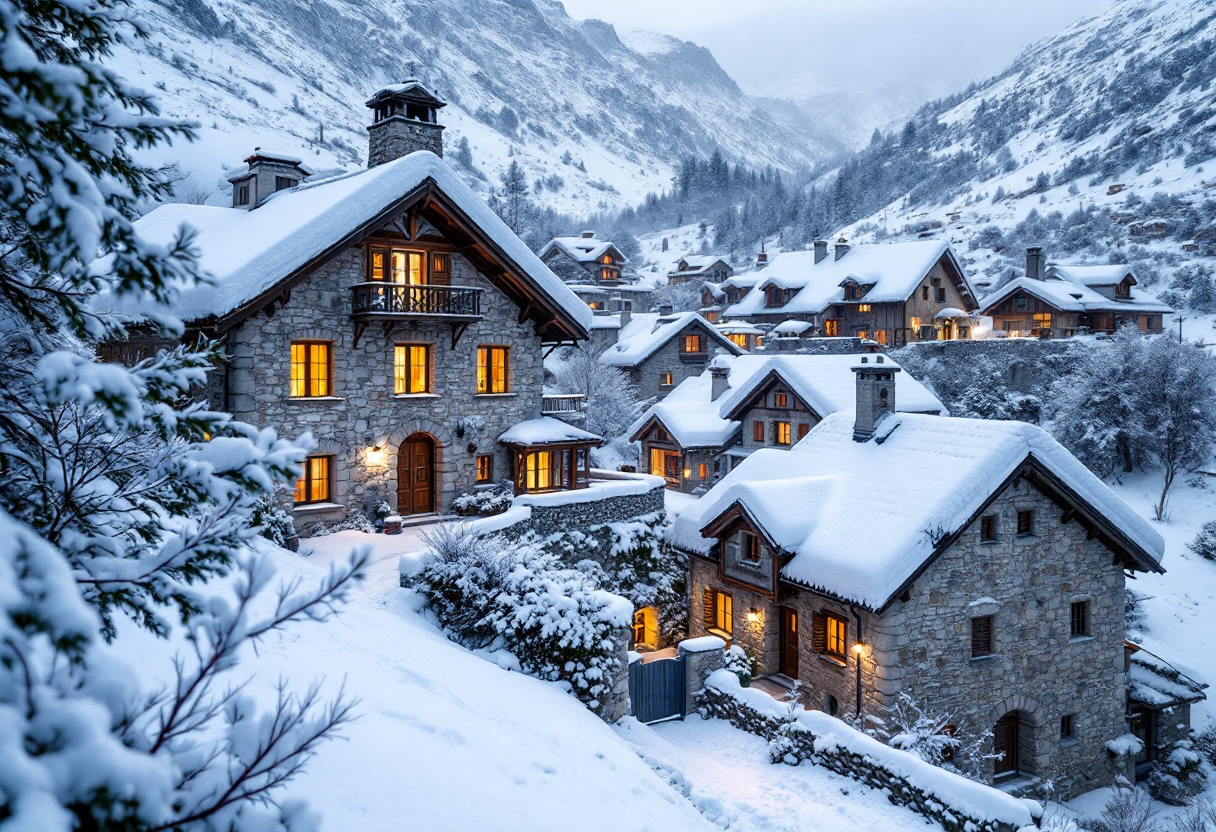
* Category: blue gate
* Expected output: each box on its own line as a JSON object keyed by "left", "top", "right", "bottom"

{"left": 629, "top": 655, "right": 686, "bottom": 724}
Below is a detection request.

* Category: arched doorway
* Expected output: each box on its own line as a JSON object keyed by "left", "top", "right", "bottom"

{"left": 993, "top": 712, "right": 1022, "bottom": 777}
{"left": 397, "top": 434, "right": 435, "bottom": 516}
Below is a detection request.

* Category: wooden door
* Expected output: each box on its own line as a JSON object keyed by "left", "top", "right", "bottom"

{"left": 993, "top": 713, "right": 1019, "bottom": 776}
{"left": 397, "top": 435, "right": 434, "bottom": 515}
{"left": 779, "top": 607, "right": 799, "bottom": 678}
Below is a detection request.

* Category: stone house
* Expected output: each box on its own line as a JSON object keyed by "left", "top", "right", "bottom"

{"left": 670, "top": 359, "right": 1190, "bottom": 798}
{"left": 700, "top": 273, "right": 762, "bottom": 323}
{"left": 981, "top": 248, "right": 1171, "bottom": 337}
{"left": 721, "top": 239, "right": 979, "bottom": 347}
{"left": 105, "top": 80, "right": 616, "bottom": 530}
{"left": 539, "top": 231, "right": 628, "bottom": 286}
{"left": 628, "top": 352, "right": 943, "bottom": 492}
{"left": 668, "top": 254, "right": 733, "bottom": 286}
{"left": 592, "top": 309, "right": 744, "bottom": 402}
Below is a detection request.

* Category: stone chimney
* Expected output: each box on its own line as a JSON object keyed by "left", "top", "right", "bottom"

{"left": 709, "top": 353, "right": 731, "bottom": 401}
{"left": 227, "top": 148, "right": 312, "bottom": 210}
{"left": 619, "top": 307, "right": 631, "bottom": 328}
{"left": 659, "top": 304, "right": 674, "bottom": 316}
{"left": 1025, "top": 246, "right": 1045, "bottom": 280}
{"left": 755, "top": 250, "right": 768, "bottom": 268}
{"left": 851, "top": 355, "right": 901, "bottom": 442}
{"left": 365, "top": 79, "right": 447, "bottom": 167}
{"left": 581, "top": 230, "right": 596, "bottom": 239}
{"left": 814, "top": 240, "right": 829, "bottom": 264}
{"left": 834, "top": 236, "right": 851, "bottom": 262}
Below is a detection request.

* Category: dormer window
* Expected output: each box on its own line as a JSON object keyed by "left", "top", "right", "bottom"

{"left": 1116, "top": 280, "right": 1131, "bottom": 299}
{"left": 237, "top": 184, "right": 249, "bottom": 205}
{"left": 844, "top": 284, "right": 861, "bottom": 301}
{"left": 727, "top": 530, "right": 761, "bottom": 566}
{"left": 765, "top": 286, "right": 784, "bottom": 307}
{"left": 274, "top": 176, "right": 297, "bottom": 192}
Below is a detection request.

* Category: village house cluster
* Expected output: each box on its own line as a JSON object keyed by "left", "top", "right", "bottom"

{"left": 104, "top": 78, "right": 1198, "bottom": 803}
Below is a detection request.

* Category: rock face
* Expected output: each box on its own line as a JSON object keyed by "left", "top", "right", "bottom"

{"left": 689, "top": 473, "right": 1133, "bottom": 799}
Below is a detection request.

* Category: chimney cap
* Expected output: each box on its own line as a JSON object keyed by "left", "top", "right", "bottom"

{"left": 365, "top": 79, "right": 447, "bottom": 109}
{"left": 581, "top": 230, "right": 596, "bottom": 238}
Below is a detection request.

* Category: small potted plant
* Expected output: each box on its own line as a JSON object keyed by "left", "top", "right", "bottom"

{"left": 383, "top": 515, "right": 403, "bottom": 535}
{"left": 371, "top": 499, "right": 393, "bottom": 533}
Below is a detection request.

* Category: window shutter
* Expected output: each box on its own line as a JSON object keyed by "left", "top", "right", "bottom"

{"left": 812, "top": 611, "right": 827, "bottom": 653}
{"left": 971, "top": 616, "right": 993, "bottom": 657}
{"left": 432, "top": 253, "right": 451, "bottom": 286}
{"left": 701, "top": 589, "right": 715, "bottom": 627}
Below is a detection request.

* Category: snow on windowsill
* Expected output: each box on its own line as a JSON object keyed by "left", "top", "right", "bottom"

{"left": 476, "top": 392, "right": 518, "bottom": 398}
{"left": 293, "top": 502, "right": 344, "bottom": 514}
{"left": 286, "top": 396, "right": 345, "bottom": 404}
{"left": 393, "top": 392, "right": 441, "bottom": 399}
{"left": 969, "top": 654, "right": 1000, "bottom": 663}
{"left": 1068, "top": 635, "right": 1095, "bottom": 644}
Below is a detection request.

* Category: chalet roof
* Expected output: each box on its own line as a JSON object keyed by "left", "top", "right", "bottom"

{"left": 600, "top": 311, "right": 743, "bottom": 368}
{"left": 225, "top": 149, "right": 315, "bottom": 182}
{"left": 669, "top": 255, "right": 731, "bottom": 276}
{"left": 627, "top": 352, "right": 943, "bottom": 449}
{"left": 540, "top": 236, "right": 628, "bottom": 265}
{"left": 93, "top": 152, "right": 591, "bottom": 338}
{"left": 723, "top": 241, "right": 976, "bottom": 318}
{"left": 980, "top": 275, "right": 1172, "bottom": 316}
{"left": 670, "top": 412, "right": 1165, "bottom": 611}
{"left": 498, "top": 417, "right": 602, "bottom": 447}
{"left": 1126, "top": 643, "right": 1207, "bottom": 709}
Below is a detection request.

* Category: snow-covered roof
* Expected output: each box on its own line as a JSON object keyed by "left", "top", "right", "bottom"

{"left": 540, "top": 236, "right": 628, "bottom": 265}
{"left": 94, "top": 152, "right": 591, "bottom": 335}
{"left": 498, "top": 417, "right": 602, "bottom": 447}
{"left": 1049, "top": 264, "right": 1134, "bottom": 287}
{"left": 627, "top": 353, "right": 943, "bottom": 449}
{"left": 724, "top": 241, "right": 975, "bottom": 318}
{"left": 981, "top": 275, "right": 1172, "bottom": 316}
{"left": 720, "top": 273, "right": 763, "bottom": 291}
{"left": 600, "top": 311, "right": 743, "bottom": 368}
{"left": 1126, "top": 644, "right": 1207, "bottom": 709}
{"left": 366, "top": 79, "right": 447, "bottom": 106}
{"left": 669, "top": 255, "right": 730, "bottom": 276}
{"left": 772, "top": 319, "right": 814, "bottom": 336}
{"left": 714, "top": 322, "right": 762, "bottom": 335}
{"left": 671, "top": 412, "right": 1165, "bottom": 610}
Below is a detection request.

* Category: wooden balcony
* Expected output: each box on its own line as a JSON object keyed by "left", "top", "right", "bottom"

{"left": 542, "top": 393, "right": 586, "bottom": 416}
{"left": 350, "top": 282, "right": 484, "bottom": 348}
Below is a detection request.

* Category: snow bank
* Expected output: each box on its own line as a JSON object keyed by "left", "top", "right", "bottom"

{"left": 701, "top": 671, "right": 1039, "bottom": 832}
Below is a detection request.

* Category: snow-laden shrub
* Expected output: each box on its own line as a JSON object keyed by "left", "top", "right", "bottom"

{"left": 875, "top": 692, "right": 996, "bottom": 779}
{"left": 451, "top": 488, "right": 513, "bottom": 517}
{"left": 724, "top": 645, "right": 756, "bottom": 686}
{"left": 1188, "top": 521, "right": 1216, "bottom": 560}
{"left": 1147, "top": 738, "right": 1208, "bottom": 805}
{"left": 251, "top": 494, "right": 297, "bottom": 548}
{"left": 309, "top": 513, "right": 374, "bottom": 537}
{"left": 412, "top": 525, "right": 629, "bottom": 710}
{"left": 1077, "top": 783, "right": 1155, "bottom": 832}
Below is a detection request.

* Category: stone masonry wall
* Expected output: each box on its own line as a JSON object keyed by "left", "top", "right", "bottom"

{"left": 368, "top": 119, "right": 444, "bottom": 166}
{"left": 505, "top": 483, "right": 666, "bottom": 540}
{"left": 631, "top": 322, "right": 716, "bottom": 402}
{"left": 222, "top": 246, "right": 542, "bottom": 530}
{"left": 869, "top": 477, "right": 1129, "bottom": 798}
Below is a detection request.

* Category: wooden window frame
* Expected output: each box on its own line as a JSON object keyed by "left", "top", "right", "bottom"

{"left": 293, "top": 455, "right": 332, "bottom": 505}
{"left": 1016, "top": 509, "right": 1035, "bottom": 536}
{"left": 237, "top": 184, "right": 250, "bottom": 205}
{"left": 654, "top": 426, "right": 670, "bottom": 443}
{"left": 290, "top": 340, "right": 332, "bottom": 398}
{"left": 935, "top": 286, "right": 947, "bottom": 303}
{"left": 393, "top": 343, "right": 431, "bottom": 395}
{"left": 475, "top": 454, "right": 493, "bottom": 484}
{"left": 681, "top": 333, "right": 705, "bottom": 354}
{"left": 971, "top": 615, "right": 994, "bottom": 658}
{"left": 714, "top": 590, "right": 733, "bottom": 636}
{"left": 773, "top": 392, "right": 789, "bottom": 408}
{"left": 823, "top": 319, "right": 839, "bottom": 337}
{"left": 775, "top": 421, "right": 792, "bottom": 445}
{"left": 1069, "top": 600, "right": 1089, "bottom": 639}
{"left": 857, "top": 303, "right": 872, "bottom": 313}
{"left": 737, "top": 531, "right": 761, "bottom": 565}
{"left": 921, "top": 286, "right": 930, "bottom": 301}
{"left": 477, "top": 345, "right": 510, "bottom": 394}
{"left": 980, "top": 514, "right": 999, "bottom": 543}
{"left": 659, "top": 372, "right": 673, "bottom": 387}
{"left": 698, "top": 462, "right": 708, "bottom": 480}
{"left": 823, "top": 612, "right": 847, "bottom": 662}
{"left": 752, "top": 420, "right": 765, "bottom": 442}
{"left": 797, "top": 423, "right": 810, "bottom": 440}
{"left": 274, "top": 175, "right": 296, "bottom": 192}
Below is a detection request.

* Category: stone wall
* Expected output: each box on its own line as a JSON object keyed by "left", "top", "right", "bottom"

{"left": 368, "top": 118, "right": 444, "bottom": 165}
{"left": 497, "top": 479, "right": 665, "bottom": 540}
{"left": 894, "top": 338, "right": 1073, "bottom": 393}
{"left": 220, "top": 246, "right": 542, "bottom": 531}
{"left": 630, "top": 321, "right": 716, "bottom": 402}
{"left": 761, "top": 336, "right": 869, "bottom": 355}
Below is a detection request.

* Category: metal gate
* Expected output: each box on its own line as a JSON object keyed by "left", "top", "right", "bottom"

{"left": 629, "top": 655, "right": 686, "bottom": 724}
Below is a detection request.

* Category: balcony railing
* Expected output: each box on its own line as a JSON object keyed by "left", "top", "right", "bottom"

{"left": 542, "top": 394, "right": 586, "bottom": 415}
{"left": 350, "top": 282, "right": 483, "bottom": 318}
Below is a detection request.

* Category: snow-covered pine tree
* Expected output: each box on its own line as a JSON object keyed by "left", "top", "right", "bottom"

{"left": 0, "top": 1, "right": 364, "bottom": 829}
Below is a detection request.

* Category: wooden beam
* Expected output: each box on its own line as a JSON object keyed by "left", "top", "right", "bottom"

{"left": 1060, "top": 508, "right": 1076, "bottom": 525}
{"left": 517, "top": 302, "right": 533, "bottom": 325}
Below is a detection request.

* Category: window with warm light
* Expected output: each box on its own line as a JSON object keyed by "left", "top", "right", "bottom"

{"left": 293, "top": 455, "right": 331, "bottom": 504}
{"left": 858, "top": 303, "right": 872, "bottom": 312}
{"left": 823, "top": 319, "right": 839, "bottom": 336}
{"left": 659, "top": 371, "right": 673, "bottom": 387}
{"left": 875, "top": 329, "right": 888, "bottom": 345}
{"left": 856, "top": 330, "right": 868, "bottom": 341}
{"left": 681, "top": 333, "right": 704, "bottom": 354}
{"left": 728, "top": 333, "right": 748, "bottom": 348}
{"left": 524, "top": 450, "right": 554, "bottom": 491}
{"left": 475, "top": 454, "right": 493, "bottom": 483}
{"left": 824, "top": 612, "right": 847, "bottom": 662}
{"left": 290, "top": 341, "right": 331, "bottom": 398}
{"left": 698, "top": 462, "right": 708, "bottom": 479}
{"left": 1032, "top": 313, "right": 1052, "bottom": 329}
{"left": 773, "top": 392, "right": 789, "bottom": 408}
{"left": 477, "top": 346, "right": 509, "bottom": 393}
{"left": 714, "top": 590, "right": 733, "bottom": 636}
{"left": 775, "top": 421, "right": 792, "bottom": 445}
{"left": 393, "top": 344, "right": 430, "bottom": 394}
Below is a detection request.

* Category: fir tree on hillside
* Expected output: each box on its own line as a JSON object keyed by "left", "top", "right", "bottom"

{"left": 0, "top": 1, "right": 364, "bottom": 828}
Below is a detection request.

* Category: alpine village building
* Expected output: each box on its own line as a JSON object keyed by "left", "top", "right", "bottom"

{"left": 629, "top": 352, "right": 944, "bottom": 493}
{"left": 671, "top": 359, "right": 1202, "bottom": 798}
{"left": 719, "top": 239, "right": 979, "bottom": 346}
{"left": 104, "top": 80, "right": 608, "bottom": 529}
{"left": 980, "top": 247, "right": 1172, "bottom": 337}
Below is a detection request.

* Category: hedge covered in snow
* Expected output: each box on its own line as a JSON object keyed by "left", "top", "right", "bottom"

{"left": 698, "top": 671, "right": 1040, "bottom": 832}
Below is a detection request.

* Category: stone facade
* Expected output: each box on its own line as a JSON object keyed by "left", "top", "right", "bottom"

{"left": 499, "top": 478, "right": 666, "bottom": 540}
{"left": 627, "top": 319, "right": 719, "bottom": 403}
{"left": 215, "top": 246, "right": 542, "bottom": 531}
{"left": 688, "top": 474, "right": 1134, "bottom": 798}
{"left": 368, "top": 117, "right": 444, "bottom": 166}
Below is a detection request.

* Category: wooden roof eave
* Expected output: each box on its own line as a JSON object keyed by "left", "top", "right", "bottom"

{"left": 720, "top": 368, "right": 823, "bottom": 423}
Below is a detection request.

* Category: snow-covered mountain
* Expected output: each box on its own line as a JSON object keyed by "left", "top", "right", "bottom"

{"left": 829, "top": 0, "right": 1216, "bottom": 296}
{"left": 118, "top": 0, "right": 839, "bottom": 214}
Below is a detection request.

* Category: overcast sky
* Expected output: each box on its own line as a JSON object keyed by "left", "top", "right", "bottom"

{"left": 560, "top": 0, "right": 1112, "bottom": 99}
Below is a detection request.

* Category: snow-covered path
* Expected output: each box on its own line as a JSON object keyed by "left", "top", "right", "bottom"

{"left": 617, "top": 716, "right": 945, "bottom": 832}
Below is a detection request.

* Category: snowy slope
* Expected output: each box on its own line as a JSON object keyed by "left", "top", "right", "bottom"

{"left": 116, "top": 0, "right": 836, "bottom": 216}
{"left": 831, "top": 0, "right": 1216, "bottom": 297}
